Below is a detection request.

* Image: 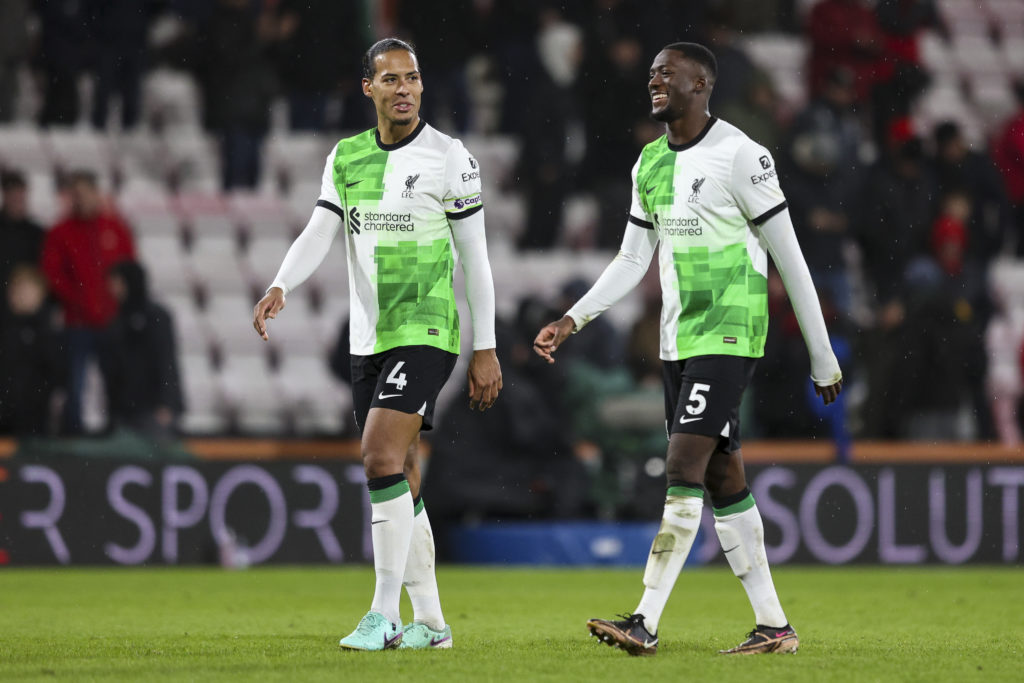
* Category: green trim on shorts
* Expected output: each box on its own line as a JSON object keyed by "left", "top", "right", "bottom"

{"left": 414, "top": 498, "right": 425, "bottom": 516}
{"left": 369, "top": 479, "right": 411, "bottom": 504}
{"left": 667, "top": 485, "right": 705, "bottom": 499}
{"left": 713, "top": 493, "right": 756, "bottom": 517}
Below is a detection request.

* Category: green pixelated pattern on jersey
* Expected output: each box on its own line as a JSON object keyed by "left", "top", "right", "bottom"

{"left": 672, "top": 243, "right": 767, "bottom": 358}
{"left": 333, "top": 130, "right": 390, "bottom": 207}
{"left": 637, "top": 137, "right": 678, "bottom": 218}
{"left": 373, "top": 239, "right": 459, "bottom": 354}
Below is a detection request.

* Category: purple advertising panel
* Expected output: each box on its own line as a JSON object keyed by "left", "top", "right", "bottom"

{"left": 1, "top": 460, "right": 1022, "bottom": 565}
{"left": 694, "top": 464, "right": 1024, "bottom": 565}
{"left": 0, "top": 459, "right": 371, "bottom": 566}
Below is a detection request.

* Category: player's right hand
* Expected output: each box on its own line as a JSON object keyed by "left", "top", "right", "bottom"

{"left": 253, "top": 287, "right": 286, "bottom": 341}
{"left": 814, "top": 379, "right": 843, "bottom": 406}
{"left": 532, "top": 315, "right": 576, "bottom": 364}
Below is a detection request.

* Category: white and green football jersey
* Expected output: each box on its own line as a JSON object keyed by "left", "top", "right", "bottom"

{"left": 628, "top": 117, "right": 787, "bottom": 361}
{"left": 317, "top": 121, "right": 483, "bottom": 356}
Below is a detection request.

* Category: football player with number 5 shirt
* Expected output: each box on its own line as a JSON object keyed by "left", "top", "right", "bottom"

{"left": 534, "top": 42, "right": 842, "bottom": 656}
{"left": 253, "top": 38, "right": 502, "bottom": 652}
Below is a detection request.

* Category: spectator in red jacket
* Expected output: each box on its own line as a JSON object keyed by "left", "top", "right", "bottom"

{"left": 41, "top": 171, "right": 136, "bottom": 433}
{"left": 993, "top": 82, "right": 1024, "bottom": 254}
{"left": 807, "top": 0, "right": 886, "bottom": 103}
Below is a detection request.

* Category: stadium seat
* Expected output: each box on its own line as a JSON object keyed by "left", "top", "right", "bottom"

{"left": 0, "top": 126, "right": 53, "bottom": 173}
{"left": 202, "top": 294, "right": 266, "bottom": 353}
{"left": 141, "top": 67, "right": 203, "bottom": 131}
{"left": 219, "top": 352, "right": 287, "bottom": 433}
{"left": 26, "top": 171, "right": 60, "bottom": 227}
{"left": 162, "top": 292, "right": 211, "bottom": 356}
{"left": 1000, "top": 36, "right": 1024, "bottom": 75}
{"left": 175, "top": 192, "right": 237, "bottom": 240}
{"left": 939, "top": 0, "right": 992, "bottom": 38}
{"left": 44, "top": 128, "right": 112, "bottom": 178}
{"left": 162, "top": 131, "right": 220, "bottom": 192}
{"left": 919, "top": 32, "right": 957, "bottom": 73}
{"left": 971, "top": 76, "right": 1018, "bottom": 129}
{"left": 137, "top": 234, "right": 194, "bottom": 296}
{"left": 985, "top": 0, "right": 1024, "bottom": 38}
{"left": 110, "top": 130, "right": 165, "bottom": 180}
{"left": 118, "top": 179, "right": 180, "bottom": 236}
{"left": 952, "top": 36, "right": 1004, "bottom": 76}
{"left": 179, "top": 351, "right": 228, "bottom": 434}
{"left": 310, "top": 242, "right": 348, "bottom": 292}
{"left": 187, "top": 234, "right": 248, "bottom": 293}
{"left": 741, "top": 34, "right": 807, "bottom": 73}
{"left": 478, "top": 194, "right": 525, "bottom": 247}
{"left": 276, "top": 354, "right": 350, "bottom": 434}
{"left": 264, "top": 295, "right": 326, "bottom": 355}
{"left": 262, "top": 132, "right": 334, "bottom": 193}
{"left": 226, "top": 190, "right": 296, "bottom": 238}
{"left": 243, "top": 235, "right": 291, "bottom": 290}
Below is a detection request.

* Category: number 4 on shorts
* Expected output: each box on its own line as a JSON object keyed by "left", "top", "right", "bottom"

{"left": 387, "top": 361, "right": 408, "bottom": 391}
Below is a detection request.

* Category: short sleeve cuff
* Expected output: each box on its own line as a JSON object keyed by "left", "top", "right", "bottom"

{"left": 750, "top": 200, "right": 788, "bottom": 226}
{"left": 315, "top": 199, "right": 344, "bottom": 219}
{"left": 628, "top": 214, "right": 654, "bottom": 229}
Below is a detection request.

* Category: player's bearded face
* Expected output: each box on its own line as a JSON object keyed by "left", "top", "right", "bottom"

{"left": 365, "top": 50, "right": 423, "bottom": 127}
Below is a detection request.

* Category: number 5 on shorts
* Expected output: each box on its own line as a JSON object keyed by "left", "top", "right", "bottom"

{"left": 686, "top": 382, "right": 711, "bottom": 416}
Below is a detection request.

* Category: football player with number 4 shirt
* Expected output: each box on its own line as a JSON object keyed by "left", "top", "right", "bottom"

{"left": 253, "top": 38, "right": 502, "bottom": 651}
{"left": 534, "top": 42, "right": 842, "bottom": 656}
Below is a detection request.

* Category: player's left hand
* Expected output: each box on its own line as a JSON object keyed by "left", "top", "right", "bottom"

{"left": 468, "top": 348, "right": 502, "bottom": 411}
{"left": 814, "top": 379, "right": 843, "bottom": 405}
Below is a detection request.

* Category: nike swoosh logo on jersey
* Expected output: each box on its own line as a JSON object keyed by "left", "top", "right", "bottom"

{"left": 346, "top": 180, "right": 362, "bottom": 187}
{"left": 679, "top": 415, "right": 703, "bottom": 425}
{"left": 378, "top": 392, "right": 402, "bottom": 399}
{"left": 646, "top": 185, "right": 656, "bottom": 194}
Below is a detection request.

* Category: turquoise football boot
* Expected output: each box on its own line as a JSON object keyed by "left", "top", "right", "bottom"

{"left": 338, "top": 612, "right": 403, "bottom": 651}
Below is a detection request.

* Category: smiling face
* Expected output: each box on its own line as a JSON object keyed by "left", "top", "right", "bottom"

{"left": 648, "top": 49, "right": 709, "bottom": 123}
{"left": 363, "top": 49, "right": 423, "bottom": 129}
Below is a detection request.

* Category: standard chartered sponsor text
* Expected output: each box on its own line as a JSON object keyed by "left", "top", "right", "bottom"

{"left": 362, "top": 210, "right": 414, "bottom": 232}
{"left": 657, "top": 215, "right": 703, "bottom": 236}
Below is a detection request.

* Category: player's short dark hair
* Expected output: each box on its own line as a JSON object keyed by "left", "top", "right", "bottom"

{"left": 362, "top": 38, "right": 417, "bottom": 80}
{"left": 662, "top": 42, "right": 717, "bottom": 82}
{"left": 1, "top": 170, "right": 26, "bottom": 192}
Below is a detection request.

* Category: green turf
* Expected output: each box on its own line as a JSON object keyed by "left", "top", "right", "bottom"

{"left": 1, "top": 566, "right": 1021, "bottom": 681}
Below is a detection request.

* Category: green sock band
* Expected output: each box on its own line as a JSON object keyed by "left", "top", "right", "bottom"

{"left": 713, "top": 492, "right": 755, "bottom": 517}
{"left": 369, "top": 479, "right": 411, "bottom": 504}
{"left": 667, "top": 485, "right": 704, "bottom": 499}
{"left": 414, "top": 497, "right": 425, "bottom": 516}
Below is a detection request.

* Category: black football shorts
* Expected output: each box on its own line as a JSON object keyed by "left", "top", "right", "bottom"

{"left": 351, "top": 345, "right": 458, "bottom": 432}
{"left": 662, "top": 354, "right": 758, "bottom": 452}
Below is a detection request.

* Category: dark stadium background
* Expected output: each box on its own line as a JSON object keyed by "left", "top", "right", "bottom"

{"left": 1, "top": 0, "right": 1023, "bottom": 569}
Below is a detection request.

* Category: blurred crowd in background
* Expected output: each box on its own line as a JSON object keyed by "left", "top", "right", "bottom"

{"left": 3, "top": 0, "right": 1024, "bottom": 518}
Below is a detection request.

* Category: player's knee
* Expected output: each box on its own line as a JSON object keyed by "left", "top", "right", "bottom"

{"left": 361, "top": 444, "right": 403, "bottom": 479}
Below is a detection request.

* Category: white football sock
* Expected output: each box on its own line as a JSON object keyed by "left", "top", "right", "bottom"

{"left": 715, "top": 501, "right": 788, "bottom": 628}
{"left": 635, "top": 491, "right": 704, "bottom": 635}
{"left": 402, "top": 502, "right": 445, "bottom": 630}
{"left": 368, "top": 481, "right": 414, "bottom": 626}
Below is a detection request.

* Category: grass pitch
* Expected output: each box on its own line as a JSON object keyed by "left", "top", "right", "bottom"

{"left": 1, "top": 566, "right": 1021, "bottom": 681}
